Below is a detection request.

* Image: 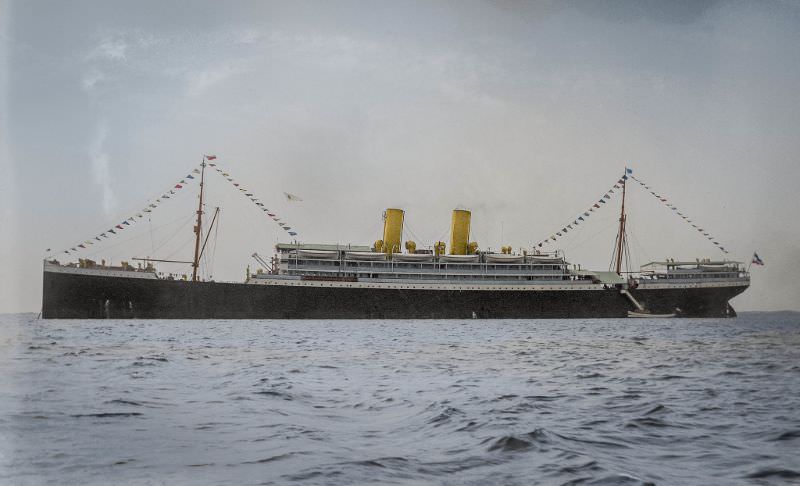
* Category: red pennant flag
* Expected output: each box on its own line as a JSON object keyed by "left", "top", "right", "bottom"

{"left": 115, "top": 224, "right": 124, "bottom": 230}
{"left": 204, "top": 155, "right": 217, "bottom": 160}
{"left": 175, "top": 184, "right": 183, "bottom": 189}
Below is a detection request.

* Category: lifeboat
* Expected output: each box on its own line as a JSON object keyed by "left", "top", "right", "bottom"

{"left": 438, "top": 254, "right": 480, "bottom": 263}
{"left": 297, "top": 249, "right": 339, "bottom": 260}
{"left": 344, "top": 251, "right": 387, "bottom": 261}
{"left": 527, "top": 256, "right": 564, "bottom": 264}
{"left": 485, "top": 253, "right": 524, "bottom": 264}
{"left": 392, "top": 253, "right": 433, "bottom": 262}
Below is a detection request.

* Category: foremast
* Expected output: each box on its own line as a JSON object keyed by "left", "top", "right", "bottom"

{"left": 191, "top": 159, "right": 206, "bottom": 282}
{"left": 612, "top": 169, "right": 628, "bottom": 276}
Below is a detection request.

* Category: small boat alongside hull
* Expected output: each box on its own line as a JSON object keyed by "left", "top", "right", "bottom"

{"left": 627, "top": 311, "right": 676, "bottom": 318}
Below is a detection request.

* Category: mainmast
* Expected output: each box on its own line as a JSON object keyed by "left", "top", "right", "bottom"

{"left": 613, "top": 170, "right": 628, "bottom": 275}
{"left": 191, "top": 159, "right": 206, "bottom": 282}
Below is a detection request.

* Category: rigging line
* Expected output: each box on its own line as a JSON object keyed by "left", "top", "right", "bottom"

{"left": 149, "top": 217, "right": 155, "bottom": 256}
{"left": 560, "top": 211, "right": 613, "bottom": 253}
{"left": 535, "top": 175, "right": 625, "bottom": 247}
{"left": 209, "top": 163, "right": 299, "bottom": 237}
{"left": 630, "top": 175, "right": 729, "bottom": 255}
{"left": 359, "top": 219, "right": 383, "bottom": 247}
{"left": 198, "top": 207, "right": 220, "bottom": 261}
{"left": 208, "top": 211, "right": 221, "bottom": 280}
{"left": 224, "top": 186, "right": 279, "bottom": 247}
{"left": 608, "top": 232, "right": 619, "bottom": 272}
{"left": 436, "top": 226, "right": 450, "bottom": 245}
{"left": 64, "top": 162, "right": 203, "bottom": 252}
{"left": 626, "top": 221, "right": 652, "bottom": 269}
{"left": 198, "top": 207, "right": 217, "bottom": 280}
{"left": 562, "top": 217, "right": 617, "bottom": 254}
{"left": 161, "top": 233, "right": 196, "bottom": 263}
{"left": 201, "top": 243, "right": 208, "bottom": 281}
{"left": 623, "top": 231, "right": 632, "bottom": 274}
{"left": 403, "top": 221, "right": 429, "bottom": 247}
{"left": 82, "top": 213, "right": 195, "bottom": 258}
{"left": 560, "top": 222, "right": 589, "bottom": 253}
{"left": 151, "top": 214, "right": 196, "bottom": 256}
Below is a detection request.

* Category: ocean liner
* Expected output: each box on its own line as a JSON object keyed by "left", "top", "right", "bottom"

{"left": 41, "top": 159, "right": 750, "bottom": 319}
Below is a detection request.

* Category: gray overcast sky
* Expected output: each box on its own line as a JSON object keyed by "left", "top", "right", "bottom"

{"left": 1, "top": 0, "right": 799, "bottom": 312}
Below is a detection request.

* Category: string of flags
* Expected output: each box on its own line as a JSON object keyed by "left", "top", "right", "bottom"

{"left": 629, "top": 175, "right": 729, "bottom": 255}
{"left": 60, "top": 164, "right": 202, "bottom": 255}
{"left": 206, "top": 160, "right": 300, "bottom": 238}
{"left": 533, "top": 169, "right": 632, "bottom": 248}
{"left": 60, "top": 154, "right": 301, "bottom": 256}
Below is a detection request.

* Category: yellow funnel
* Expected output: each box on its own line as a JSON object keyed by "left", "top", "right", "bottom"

{"left": 449, "top": 209, "right": 471, "bottom": 255}
{"left": 382, "top": 208, "right": 404, "bottom": 254}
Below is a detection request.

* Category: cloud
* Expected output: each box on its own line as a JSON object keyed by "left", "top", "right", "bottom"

{"left": 235, "top": 29, "right": 262, "bottom": 45}
{"left": 81, "top": 68, "right": 105, "bottom": 91}
{"left": 89, "top": 122, "right": 115, "bottom": 216}
{"left": 87, "top": 36, "right": 128, "bottom": 61}
{"left": 185, "top": 63, "right": 244, "bottom": 97}
{"left": 267, "top": 30, "right": 380, "bottom": 70}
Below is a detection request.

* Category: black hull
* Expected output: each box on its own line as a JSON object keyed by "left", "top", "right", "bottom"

{"left": 41, "top": 270, "right": 747, "bottom": 319}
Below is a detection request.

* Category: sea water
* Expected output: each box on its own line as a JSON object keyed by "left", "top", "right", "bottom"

{"left": 1, "top": 313, "right": 798, "bottom": 485}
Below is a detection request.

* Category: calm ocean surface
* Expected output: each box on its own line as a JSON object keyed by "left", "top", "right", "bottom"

{"left": 1, "top": 313, "right": 799, "bottom": 485}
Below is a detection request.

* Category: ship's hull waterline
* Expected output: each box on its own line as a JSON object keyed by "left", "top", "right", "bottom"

{"left": 41, "top": 269, "right": 747, "bottom": 319}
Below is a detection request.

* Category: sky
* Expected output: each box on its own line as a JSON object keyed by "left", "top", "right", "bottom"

{"left": 1, "top": 0, "right": 799, "bottom": 313}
